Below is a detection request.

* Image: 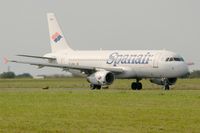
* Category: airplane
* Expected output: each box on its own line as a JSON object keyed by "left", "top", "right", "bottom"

{"left": 8, "top": 13, "right": 190, "bottom": 90}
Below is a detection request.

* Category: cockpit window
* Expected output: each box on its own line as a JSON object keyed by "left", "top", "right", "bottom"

{"left": 174, "top": 58, "right": 181, "bottom": 61}
{"left": 165, "top": 57, "right": 184, "bottom": 62}
{"left": 169, "top": 58, "right": 174, "bottom": 61}
{"left": 180, "top": 58, "right": 184, "bottom": 61}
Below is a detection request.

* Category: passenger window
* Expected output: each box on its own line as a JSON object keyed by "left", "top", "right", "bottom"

{"left": 166, "top": 58, "right": 169, "bottom": 62}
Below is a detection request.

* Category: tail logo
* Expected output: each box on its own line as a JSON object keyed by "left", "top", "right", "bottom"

{"left": 51, "top": 32, "right": 63, "bottom": 43}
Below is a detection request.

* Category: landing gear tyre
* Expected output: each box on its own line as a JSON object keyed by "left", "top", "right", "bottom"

{"left": 90, "top": 84, "right": 101, "bottom": 90}
{"left": 137, "top": 83, "right": 142, "bottom": 90}
{"left": 96, "top": 85, "right": 101, "bottom": 90}
{"left": 90, "top": 84, "right": 96, "bottom": 90}
{"left": 131, "top": 82, "right": 143, "bottom": 90}
{"left": 131, "top": 82, "right": 137, "bottom": 90}
{"left": 164, "top": 85, "right": 170, "bottom": 90}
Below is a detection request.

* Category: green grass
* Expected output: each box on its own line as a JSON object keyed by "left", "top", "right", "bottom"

{"left": 0, "top": 78, "right": 200, "bottom": 132}
{"left": 0, "top": 78, "right": 200, "bottom": 90}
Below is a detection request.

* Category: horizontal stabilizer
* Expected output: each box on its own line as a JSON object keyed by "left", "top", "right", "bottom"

{"left": 17, "top": 54, "right": 56, "bottom": 60}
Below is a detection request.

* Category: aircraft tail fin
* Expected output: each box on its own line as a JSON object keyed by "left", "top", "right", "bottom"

{"left": 47, "top": 13, "right": 73, "bottom": 53}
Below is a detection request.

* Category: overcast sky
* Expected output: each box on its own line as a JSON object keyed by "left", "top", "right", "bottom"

{"left": 0, "top": 0, "right": 199, "bottom": 75}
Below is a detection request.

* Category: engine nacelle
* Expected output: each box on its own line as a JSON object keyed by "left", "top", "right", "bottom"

{"left": 87, "top": 71, "right": 115, "bottom": 86}
{"left": 150, "top": 78, "right": 177, "bottom": 86}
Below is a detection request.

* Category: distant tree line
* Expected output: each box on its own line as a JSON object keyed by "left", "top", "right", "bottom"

{"left": 0, "top": 72, "right": 32, "bottom": 79}
{"left": 0, "top": 72, "right": 71, "bottom": 79}
{"left": 189, "top": 70, "right": 200, "bottom": 78}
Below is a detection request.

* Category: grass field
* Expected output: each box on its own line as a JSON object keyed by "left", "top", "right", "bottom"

{"left": 0, "top": 78, "right": 200, "bottom": 90}
{"left": 0, "top": 78, "right": 200, "bottom": 133}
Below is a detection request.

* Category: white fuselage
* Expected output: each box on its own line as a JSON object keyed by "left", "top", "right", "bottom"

{"left": 50, "top": 49, "right": 189, "bottom": 79}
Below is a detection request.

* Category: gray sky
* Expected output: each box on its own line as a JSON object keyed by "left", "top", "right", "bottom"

{"left": 0, "top": 0, "right": 199, "bottom": 75}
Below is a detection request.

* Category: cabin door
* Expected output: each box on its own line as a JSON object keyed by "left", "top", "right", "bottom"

{"left": 153, "top": 53, "right": 161, "bottom": 68}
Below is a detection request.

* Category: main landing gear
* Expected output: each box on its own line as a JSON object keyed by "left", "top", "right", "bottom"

{"left": 90, "top": 84, "right": 101, "bottom": 90}
{"left": 131, "top": 79, "right": 142, "bottom": 90}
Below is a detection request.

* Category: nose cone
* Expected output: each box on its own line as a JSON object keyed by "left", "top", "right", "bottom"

{"left": 169, "top": 62, "right": 190, "bottom": 78}
{"left": 179, "top": 63, "right": 190, "bottom": 78}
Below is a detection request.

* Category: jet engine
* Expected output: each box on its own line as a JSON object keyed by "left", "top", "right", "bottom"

{"left": 87, "top": 71, "right": 115, "bottom": 86}
{"left": 150, "top": 78, "right": 177, "bottom": 86}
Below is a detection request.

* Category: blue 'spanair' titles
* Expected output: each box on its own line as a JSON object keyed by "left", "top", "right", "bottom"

{"left": 107, "top": 52, "right": 153, "bottom": 66}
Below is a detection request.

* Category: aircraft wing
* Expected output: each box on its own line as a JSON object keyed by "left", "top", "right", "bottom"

{"left": 8, "top": 59, "right": 124, "bottom": 74}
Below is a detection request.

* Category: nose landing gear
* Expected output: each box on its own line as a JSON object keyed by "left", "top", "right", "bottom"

{"left": 163, "top": 79, "right": 170, "bottom": 90}
{"left": 164, "top": 85, "right": 170, "bottom": 90}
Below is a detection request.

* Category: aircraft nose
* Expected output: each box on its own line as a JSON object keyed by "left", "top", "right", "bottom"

{"left": 181, "top": 63, "right": 190, "bottom": 77}
{"left": 172, "top": 62, "right": 190, "bottom": 78}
